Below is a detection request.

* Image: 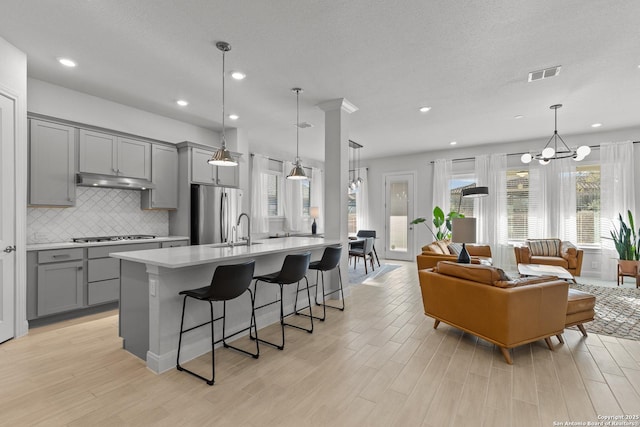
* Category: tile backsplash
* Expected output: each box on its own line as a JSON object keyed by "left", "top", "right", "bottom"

{"left": 27, "top": 187, "right": 169, "bottom": 243}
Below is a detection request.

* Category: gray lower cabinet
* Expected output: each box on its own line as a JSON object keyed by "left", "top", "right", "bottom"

{"left": 27, "top": 241, "right": 168, "bottom": 322}
{"left": 33, "top": 248, "right": 84, "bottom": 317}
{"left": 161, "top": 240, "right": 188, "bottom": 248}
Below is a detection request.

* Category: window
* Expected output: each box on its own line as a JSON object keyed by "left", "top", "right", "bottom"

{"left": 348, "top": 192, "right": 357, "bottom": 234}
{"left": 505, "top": 165, "right": 601, "bottom": 244}
{"left": 506, "top": 170, "right": 529, "bottom": 241}
{"left": 266, "top": 172, "right": 279, "bottom": 216}
{"left": 263, "top": 160, "right": 311, "bottom": 218}
{"left": 301, "top": 170, "right": 311, "bottom": 216}
{"left": 576, "top": 165, "right": 600, "bottom": 245}
{"left": 449, "top": 176, "right": 476, "bottom": 217}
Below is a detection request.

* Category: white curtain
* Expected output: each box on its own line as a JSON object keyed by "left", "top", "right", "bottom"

{"left": 600, "top": 141, "right": 636, "bottom": 279}
{"left": 432, "top": 159, "right": 452, "bottom": 213}
{"left": 355, "top": 167, "right": 369, "bottom": 230}
{"left": 475, "top": 154, "right": 509, "bottom": 267}
{"left": 310, "top": 167, "right": 324, "bottom": 233}
{"left": 528, "top": 157, "right": 577, "bottom": 242}
{"left": 250, "top": 154, "right": 270, "bottom": 233}
{"left": 282, "top": 161, "right": 303, "bottom": 232}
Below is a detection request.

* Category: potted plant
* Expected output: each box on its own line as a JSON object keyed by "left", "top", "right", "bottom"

{"left": 609, "top": 210, "right": 640, "bottom": 283}
{"left": 411, "top": 206, "right": 464, "bottom": 241}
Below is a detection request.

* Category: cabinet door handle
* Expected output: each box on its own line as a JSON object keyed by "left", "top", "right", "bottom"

{"left": 3, "top": 246, "right": 16, "bottom": 253}
{"left": 52, "top": 254, "right": 70, "bottom": 258}
{"left": 78, "top": 266, "right": 83, "bottom": 270}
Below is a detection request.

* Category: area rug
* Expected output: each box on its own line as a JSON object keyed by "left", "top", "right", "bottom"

{"left": 571, "top": 283, "right": 640, "bottom": 340}
{"left": 348, "top": 262, "right": 400, "bottom": 285}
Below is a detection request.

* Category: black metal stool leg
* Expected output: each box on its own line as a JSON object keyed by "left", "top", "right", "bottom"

{"left": 251, "top": 280, "right": 286, "bottom": 350}
{"left": 318, "top": 266, "right": 345, "bottom": 313}
{"left": 176, "top": 295, "right": 188, "bottom": 370}
{"left": 284, "top": 277, "right": 314, "bottom": 332}
{"left": 175, "top": 296, "right": 216, "bottom": 385}
{"left": 221, "top": 293, "right": 260, "bottom": 358}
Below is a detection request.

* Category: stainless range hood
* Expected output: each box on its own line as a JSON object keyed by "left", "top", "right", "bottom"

{"left": 76, "top": 173, "right": 156, "bottom": 190}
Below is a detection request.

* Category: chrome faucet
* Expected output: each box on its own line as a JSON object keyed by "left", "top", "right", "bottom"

{"left": 229, "top": 226, "right": 237, "bottom": 247}
{"left": 237, "top": 213, "right": 251, "bottom": 246}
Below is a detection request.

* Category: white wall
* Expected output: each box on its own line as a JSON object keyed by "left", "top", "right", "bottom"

{"left": 27, "top": 78, "right": 221, "bottom": 146}
{"left": 364, "top": 126, "right": 640, "bottom": 277}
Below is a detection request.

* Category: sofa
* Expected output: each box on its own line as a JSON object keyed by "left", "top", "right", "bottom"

{"left": 514, "top": 238, "right": 584, "bottom": 276}
{"left": 416, "top": 240, "right": 492, "bottom": 270}
{"left": 418, "top": 261, "right": 569, "bottom": 364}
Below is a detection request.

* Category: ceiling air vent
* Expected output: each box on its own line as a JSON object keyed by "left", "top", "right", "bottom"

{"left": 528, "top": 65, "right": 561, "bottom": 82}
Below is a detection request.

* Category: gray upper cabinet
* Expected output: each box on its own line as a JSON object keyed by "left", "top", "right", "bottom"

{"left": 141, "top": 144, "right": 178, "bottom": 209}
{"left": 78, "top": 129, "right": 117, "bottom": 175}
{"left": 191, "top": 147, "right": 239, "bottom": 187}
{"left": 29, "top": 119, "right": 76, "bottom": 206}
{"left": 117, "top": 137, "right": 152, "bottom": 179}
{"left": 79, "top": 130, "right": 151, "bottom": 179}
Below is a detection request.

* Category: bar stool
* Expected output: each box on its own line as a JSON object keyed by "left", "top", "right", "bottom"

{"left": 176, "top": 260, "right": 258, "bottom": 386}
{"left": 252, "top": 252, "right": 312, "bottom": 350}
{"left": 308, "top": 245, "right": 344, "bottom": 321}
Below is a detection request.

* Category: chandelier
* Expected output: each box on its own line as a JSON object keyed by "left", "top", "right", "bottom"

{"left": 521, "top": 104, "right": 591, "bottom": 165}
{"left": 348, "top": 140, "right": 363, "bottom": 191}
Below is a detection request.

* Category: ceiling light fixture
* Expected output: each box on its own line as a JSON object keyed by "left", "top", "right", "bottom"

{"left": 521, "top": 104, "right": 591, "bottom": 165}
{"left": 286, "top": 88, "right": 308, "bottom": 180}
{"left": 228, "top": 114, "right": 239, "bottom": 120}
{"left": 208, "top": 41, "right": 238, "bottom": 167}
{"left": 419, "top": 106, "right": 431, "bottom": 113}
{"left": 58, "top": 57, "right": 77, "bottom": 67}
{"left": 231, "top": 71, "right": 246, "bottom": 80}
{"left": 450, "top": 141, "right": 457, "bottom": 145}
{"left": 591, "top": 123, "right": 602, "bottom": 128}
{"left": 514, "top": 115, "right": 524, "bottom": 119}
{"left": 176, "top": 100, "right": 188, "bottom": 107}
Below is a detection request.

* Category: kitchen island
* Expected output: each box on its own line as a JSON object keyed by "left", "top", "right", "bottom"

{"left": 111, "top": 236, "right": 342, "bottom": 373}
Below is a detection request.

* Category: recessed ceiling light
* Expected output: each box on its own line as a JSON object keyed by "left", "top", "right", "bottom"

{"left": 450, "top": 141, "right": 457, "bottom": 145}
{"left": 57, "top": 57, "right": 77, "bottom": 67}
{"left": 419, "top": 106, "right": 431, "bottom": 113}
{"left": 231, "top": 71, "right": 246, "bottom": 80}
{"left": 228, "top": 114, "right": 239, "bottom": 120}
{"left": 514, "top": 115, "right": 524, "bottom": 119}
{"left": 591, "top": 123, "right": 602, "bottom": 128}
{"left": 176, "top": 100, "right": 188, "bottom": 107}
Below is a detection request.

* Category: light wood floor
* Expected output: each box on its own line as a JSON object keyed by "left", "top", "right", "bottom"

{"left": 2, "top": 261, "right": 640, "bottom": 426}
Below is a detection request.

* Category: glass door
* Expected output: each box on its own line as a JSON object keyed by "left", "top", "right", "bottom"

{"left": 384, "top": 173, "right": 415, "bottom": 261}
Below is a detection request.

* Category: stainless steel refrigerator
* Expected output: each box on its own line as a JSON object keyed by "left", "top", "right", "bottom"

{"left": 190, "top": 184, "right": 240, "bottom": 245}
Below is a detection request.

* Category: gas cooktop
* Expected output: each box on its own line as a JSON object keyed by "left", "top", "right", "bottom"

{"left": 72, "top": 235, "right": 156, "bottom": 243}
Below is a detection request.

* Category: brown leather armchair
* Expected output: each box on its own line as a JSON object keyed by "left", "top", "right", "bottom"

{"left": 418, "top": 261, "right": 569, "bottom": 364}
{"left": 514, "top": 238, "right": 583, "bottom": 276}
{"left": 416, "top": 240, "right": 492, "bottom": 270}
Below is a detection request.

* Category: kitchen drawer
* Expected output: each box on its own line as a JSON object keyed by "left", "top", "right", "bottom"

{"left": 161, "top": 240, "right": 189, "bottom": 248}
{"left": 37, "top": 248, "right": 84, "bottom": 264}
{"left": 88, "top": 242, "right": 160, "bottom": 259}
{"left": 88, "top": 279, "right": 120, "bottom": 305}
{"left": 88, "top": 257, "right": 120, "bottom": 282}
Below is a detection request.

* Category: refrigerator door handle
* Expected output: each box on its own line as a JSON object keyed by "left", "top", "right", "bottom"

{"left": 220, "top": 191, "right": 225, "bottom": 242}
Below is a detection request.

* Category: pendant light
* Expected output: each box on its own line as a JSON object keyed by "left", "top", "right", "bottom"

{"left": 287, "top": 88, "right": 308, "bottom": 180}
{"left": 521, "top": 104, "right": 591, "bottom": 165}
{"left": 355, "top": 144, "right": 363, "bottom": 187}
{"left": 208, "top": 41, "right": 238, "bottom": 167}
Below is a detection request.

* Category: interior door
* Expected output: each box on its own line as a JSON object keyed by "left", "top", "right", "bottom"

{"left": 384, "top": 173, "right": 415, "bottom": 261}
{"left": 0, "top": 93, "right": 16, "bottom": 343}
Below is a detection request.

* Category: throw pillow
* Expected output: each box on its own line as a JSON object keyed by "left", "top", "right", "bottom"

{"left": 447, "top": 242, "right": 463, "bottom": 256}
{"left": 528, "top": 239, "right": 561, "bottom": 257}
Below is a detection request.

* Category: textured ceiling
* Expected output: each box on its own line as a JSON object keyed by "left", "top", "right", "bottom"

{"left": 1, "top": 0, "right": 639, "bottom": 160}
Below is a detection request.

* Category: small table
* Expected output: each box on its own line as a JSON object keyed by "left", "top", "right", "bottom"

{"left": 517, "top": 263, "right": 576, "bottom": 283}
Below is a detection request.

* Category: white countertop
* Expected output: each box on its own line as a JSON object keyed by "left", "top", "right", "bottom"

{"left": 26, "top": 236, "right": 190, "bottom": 251}
{"left": 110, "top": 236, "right": 341, "bottom": 268}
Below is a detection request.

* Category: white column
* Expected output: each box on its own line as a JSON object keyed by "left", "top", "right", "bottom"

{"left": 318, "top": 99, "right": 358, "bottom": 296}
